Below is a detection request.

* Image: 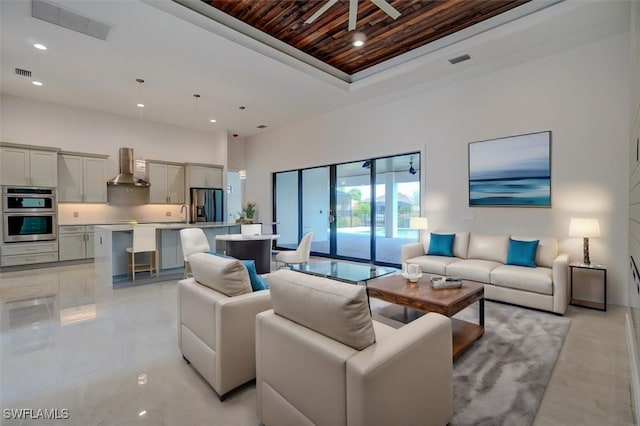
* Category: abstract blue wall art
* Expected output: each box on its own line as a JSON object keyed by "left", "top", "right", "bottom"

{"left": 468, "top": 131, "right": 551, "bottom": 207}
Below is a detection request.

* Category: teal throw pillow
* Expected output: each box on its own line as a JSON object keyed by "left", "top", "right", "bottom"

{"left": 241, "top": 260, "right": 269, "bottom": 291}
{"left": 208, "top": 252, "right": 268, "bottom": 291}
{"left": 427, "top": 233, "right": 455, "bottom": 257}
{"left": 209, "top": 251, "right": 233, "bottom": 259}
{"left": 506, "top": 238, "right": 539, "bottom": 268}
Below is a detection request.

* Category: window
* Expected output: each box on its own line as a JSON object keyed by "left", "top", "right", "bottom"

{"left": 273, "top": 152, "right": 420, "bottom": 265}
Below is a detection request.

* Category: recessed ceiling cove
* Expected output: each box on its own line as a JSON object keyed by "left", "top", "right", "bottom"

{"left": 188, "top": 0, "right": 533, "bottom": 77}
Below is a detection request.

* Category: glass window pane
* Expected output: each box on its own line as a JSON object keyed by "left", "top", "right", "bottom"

{"left": 275, "top": 171, "right": 299, "bottom": 249}
{"left": 273, "top": 152, "right": 420, "bottom": 266}
{"left": 302, "top": 167, "right": 329, "bottom": 254}
{"left": 375, "top": 154, "right": 420, "bottom": 264}
{"left": 336, "top": 161, "right": 371, "bottom": 260}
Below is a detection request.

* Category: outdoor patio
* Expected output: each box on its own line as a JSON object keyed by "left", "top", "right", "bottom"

{"left": 278, "top": 229, "right": 418, "bottom": 265}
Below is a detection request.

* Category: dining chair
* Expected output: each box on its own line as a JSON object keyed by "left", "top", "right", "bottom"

{"left": 275, "top": 231, "right": 313, "bottom": 268}
{"left": 179, "top": 228, "right": 211, "bottom": 278}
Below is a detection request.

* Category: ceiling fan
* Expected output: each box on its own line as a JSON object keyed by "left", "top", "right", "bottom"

{"left": 305, "top": 0, "right": 401, "bottom": 31}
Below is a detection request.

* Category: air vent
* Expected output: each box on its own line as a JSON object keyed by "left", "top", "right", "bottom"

{"left": 448, "top": 54, "right": 471, "bottom": 65}
{"left": 257, "top": 125, "right": 268, "bottom": 129}
{"left": 31, "top": 0, "right": 112, "bottom": 41}
{"left": 15, "top": 68, "right": 32, "bottom": 78}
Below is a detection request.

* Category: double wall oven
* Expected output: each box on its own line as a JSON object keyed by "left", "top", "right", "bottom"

{"left": 3, "top": 187, "right": 57, "bottom": 242}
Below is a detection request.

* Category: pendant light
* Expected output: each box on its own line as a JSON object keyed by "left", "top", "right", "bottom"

{"left": 238, "top": 106, "right": 247, "bottom": 180}
{"left": 134, "top": 78, "right": 146, "bottom": 177}
{"left": 193, "top": 93, "right": 200, "bottom": 120}
{"left": 136, "top": 78, "right": 145, "bottom": 108}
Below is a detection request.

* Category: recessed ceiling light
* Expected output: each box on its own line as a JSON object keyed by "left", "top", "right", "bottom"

{"left": 352, "top": 32, "right": 367, "bottom": 48}
{"left": 32, "top": 81, "right": 43, "bottom": 86}
{"left": 210, "top": 119, "right": 217, "bottom": 123}
{"left": 33, "top": 43, "right": 47, "bottom": 50}
{"left": 136, "top": 103, "right": 144, "bottom": 108}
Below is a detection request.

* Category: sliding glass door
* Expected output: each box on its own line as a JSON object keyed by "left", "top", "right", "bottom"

{"left": 336, "top": 161, "right": 371, "bottom": 261}
{"left": 301, "top": 167, "right": 330, "bottom": 255}
{"left": 274, "top": 171, "right": 299, "bottom": 249}
{"left": 273, "top": 152, "right": 420, "bottom": 265}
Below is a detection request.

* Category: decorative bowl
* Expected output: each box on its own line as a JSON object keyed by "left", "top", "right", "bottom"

{"left": 401, "top": 272, "right": 422, "bottom": 282}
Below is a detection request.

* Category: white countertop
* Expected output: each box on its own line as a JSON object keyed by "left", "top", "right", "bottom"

{"left": 94, "top": 222, "right": 239, "bottom": 231}
{"left": 215, "top": 233, "right": 280, "bottom": 241}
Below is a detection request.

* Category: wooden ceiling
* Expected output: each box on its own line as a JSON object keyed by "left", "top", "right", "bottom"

{"left": 203, "top": 0, "right": 531, "bottom": 75}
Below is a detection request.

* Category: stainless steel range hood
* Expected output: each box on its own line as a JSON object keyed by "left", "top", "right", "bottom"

{"left": 107, "top": 147, "right": 150, "bottom": 187}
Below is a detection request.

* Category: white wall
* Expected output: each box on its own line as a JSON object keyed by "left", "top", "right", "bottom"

{"left": 226, "top": 171, "right": 242, "bottom": 223}
{"left": 0, "top": 95, "right": 228, "bottom": 223}
{"left": 245, "top": 33, "right": 630, "bottom": 306}
{"left": 629, "top": 0, "right": 640, "bottom": 308}
{"left": 0, "top": 95, "right": 227, "bottom": 167}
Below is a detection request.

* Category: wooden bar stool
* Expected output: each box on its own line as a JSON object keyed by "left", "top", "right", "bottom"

{"left": 126, "top": 225, "right": 157, "bottom": 282}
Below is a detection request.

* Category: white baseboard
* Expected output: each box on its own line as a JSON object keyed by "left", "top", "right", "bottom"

{"left": 625, "top": 313, "right": 640, "bottom": 424}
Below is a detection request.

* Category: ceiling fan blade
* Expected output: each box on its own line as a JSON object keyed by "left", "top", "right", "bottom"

{"left": 369, "top": 0, "right": 401, "bottom": 20}
{"left": 305, "top": 0, "right": 339, "bottom": 24}
{"left": 348, "top": 0, "right": 358, "bottom": 31}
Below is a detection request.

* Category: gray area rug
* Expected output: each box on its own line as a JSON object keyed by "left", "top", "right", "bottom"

{"left": 371, "top": 300, "right": 571, "bottom": 426}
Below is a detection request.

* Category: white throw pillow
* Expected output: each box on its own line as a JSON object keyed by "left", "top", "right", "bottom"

{"left": 189, "top": 252, "right": 252, "bottom": 297}
{"left": 268, "top": 269, "right": 376, "bottom": 351}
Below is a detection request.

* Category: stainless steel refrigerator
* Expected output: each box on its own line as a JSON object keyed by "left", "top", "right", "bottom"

{"left": 190, "top": 188, "right": 224, "bottom": 223}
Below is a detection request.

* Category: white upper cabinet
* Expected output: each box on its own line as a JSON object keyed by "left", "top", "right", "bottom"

{"left": 29, "top": 150, "right": 58, "bottom": 186}
{"left": 188, "top": 164, "right": 223, "bottom": 188}
{"left": 83, "top": 157, "right": 107, "bottom": 203}
{"left": 58, "top": 155, "right": 83, "bottom": 201}
{"left": 147, "top": 161, "right": 185, "bottom": 204}
{"left": 1, "top": 146, "right": 58, "bottom": 186}
{"left": 149, "top": 163, "right": 168, "bottom": 204}
{"left": 58, "top": 153, "right": 107, "bottom": 203}
{"left": 167, "top": 165, "right": 185, "bottom": 204}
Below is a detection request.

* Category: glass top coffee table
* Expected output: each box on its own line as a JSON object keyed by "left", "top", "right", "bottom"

{"left": 290, "top": 261, "right": 396, "bottom": 284}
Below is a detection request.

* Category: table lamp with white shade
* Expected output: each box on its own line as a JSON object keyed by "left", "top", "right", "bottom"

{"left": 409, "top": 217, "right": 429, "bottom": 241}
{"left": 569, "top": 218, "right": 600, "bottom": 265}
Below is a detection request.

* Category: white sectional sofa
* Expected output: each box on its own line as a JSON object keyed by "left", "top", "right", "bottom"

{"left": 402, "top": 232, "right": 569, "bottom": 315}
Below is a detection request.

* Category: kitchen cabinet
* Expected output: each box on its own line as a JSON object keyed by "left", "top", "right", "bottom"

{"left": 58, "top": 153, "right": 108, "bottom": 203}
{"left": 0, "top": 241, "right": 59, "bottom": 267}
{"left": 0, "top": 145, "right": 58, "bottom": 186}
{"left": 160, "top": 229, "right": 184, "bottom": 269}
{"left": 187, "top": 164, "right": 223, "bottom": 188}
{"left": 59, "top": 225, "right": 94, "bottom": 260}
{"left": 147, "top": 162, "right": 185, "bottom": 204}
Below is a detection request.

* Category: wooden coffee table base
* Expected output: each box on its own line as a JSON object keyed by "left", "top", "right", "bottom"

{"left": 451, "top": 317, "right": 484, "bottom": 360}
{"left": 367, "top": 275, "right": 485, "bottom": 361}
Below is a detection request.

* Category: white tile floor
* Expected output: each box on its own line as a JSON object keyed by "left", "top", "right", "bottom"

{"left": 0, "top": 263, "right": 634, "bottom": 425}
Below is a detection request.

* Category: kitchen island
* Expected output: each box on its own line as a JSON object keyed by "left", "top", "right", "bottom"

{"left": 215, "top": 233, "right": 279, "bottom": 274}
{"left": 94, "top": 222, "right": 240, "bottom": 286}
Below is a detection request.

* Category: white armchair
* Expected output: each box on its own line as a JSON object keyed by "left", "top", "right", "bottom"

{"left": 177, "top": 253, "right": 271, "bottom": 399}
{"left": 256, "top": 269, "right": 453, "bottom": 426}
